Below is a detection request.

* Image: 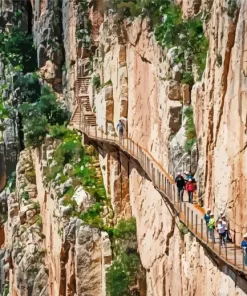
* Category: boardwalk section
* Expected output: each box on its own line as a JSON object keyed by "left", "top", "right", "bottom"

{"left": 69, "top": 69, "right": 247, "bottom": 278}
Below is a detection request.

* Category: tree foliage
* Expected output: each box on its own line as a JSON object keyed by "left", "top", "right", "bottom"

{"left": 183, "top": 106, "right": 197, "bottom": 152}
{"left": 0, "top": 26, "right": 37, "bottom": 73}
{"left": 19, "top": 86, "right": 69, "bottom": 147}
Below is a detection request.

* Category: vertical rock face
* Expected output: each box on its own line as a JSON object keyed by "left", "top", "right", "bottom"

{"left": 1, "top": 0, "right": 247, "bottom": 295}
{"left": 191, "top": 0, "right": 247, "bottom": 240}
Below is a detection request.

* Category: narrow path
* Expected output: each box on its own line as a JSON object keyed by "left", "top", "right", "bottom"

{"left": 69, "top": 74, "right": 247, "bottom": 278}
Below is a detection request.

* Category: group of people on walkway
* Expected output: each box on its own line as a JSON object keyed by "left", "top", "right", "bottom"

{"left": 204, "top": 209, "right": 247, "bottom": 266}
{"left": 175, "top": 171, "right": 196, "bottom": 203}
{"left": 204, "top": 209, "right": 229, "bottom": 247}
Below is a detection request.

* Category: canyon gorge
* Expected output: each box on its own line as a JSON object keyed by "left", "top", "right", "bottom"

{"left": 0, "top": 0, "right": 247, "bottom": 295}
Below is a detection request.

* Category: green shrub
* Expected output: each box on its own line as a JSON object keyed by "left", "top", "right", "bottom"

{"left": 113, "top": 218, "right": 136, "bottom": 238}
{"left": 227, "top": 0, "right": 238, "bottom": 18}
{"left": 80, "top": 203, "right": 104, "bottom": 228}
{"left": 3, "top": 284, "right": 9, "bottom": 296}
{"left": 155, "top": 4, "right": 208, "bottom": 78}
{"left": 14, "top": 73, "right": 41, "bottom": 104}
{"left": 48, "top": 124, "right": 70, "bottom": 139}
{"left": 181, "top": 71, "right": 194, "bottom": 86}
{"left": 106, "top": 251, "right": 140, "bottom": 296}
{"left": 0, "top": 26, "right": 37, "bottom": 73}
{"left": 92, "top": 75, "right": 101, "bottom": 89}
{"left": 183, "top": 106, "right": 197, "bottom": 152}
{"left": 21, "top": 191, "right": 29, "bottom": 201}
{"left": 19, "top": 86, "right": 69, "bottom": 147}
{"left": 32, "top": 201, "right": 40, "bottom": 210}
{"left": 7, "top": 172, "right": 16, "bottom": 192}
{"left": 36, "top": 214, "right": 42, "bottom": 227}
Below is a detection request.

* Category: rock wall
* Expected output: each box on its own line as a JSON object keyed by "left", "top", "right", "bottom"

{"left": 1, "top": 0, "right": 247, "bottom": 295}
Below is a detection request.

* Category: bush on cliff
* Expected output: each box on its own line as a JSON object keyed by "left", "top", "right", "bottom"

{"left": 14, "top": 73, "right": 41, "bottom": 104}
{"left": 183, "top": 106, "right": 197, "bottom": 152}
{"left": 106, "top": 251, "right": 140, "bottom": 296}
{"left": 19, "top": 86, "right": 69, "bottom": 147}
{"left": 109, "top": 0, "right": 208, "bottom": 79}
{"left": 106, "top": 218, "right": 142, "bottom": 296}
{"left": 0, "top": 26, "right": 37, "bottom": 73}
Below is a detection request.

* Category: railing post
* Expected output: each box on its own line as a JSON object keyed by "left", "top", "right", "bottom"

{"left": 201, "top": 219, "right": 203, "bottom": 239}
{"left": 234, "top": 230, "right": 236, "bottom": 266}
{"left": 191, "top": 209, "right": 194, "bottom": 230}
{"left": 225, "top": 239, "right": 227, "bottom": 260}
{"left": 212, "top": 229, "right": 215, "bottom": 250}
{"left": 184, "top": 202, "right": 186, "bottom": 223}
{"left": 206, "top": 222, "right": 208, "bottom": 243}
{"left": 243, "top": 250, "right": 245, "bottom": 270}
{"left": 219, "top": 234, "right": 221, "bottom": 255}
{"left": 195, "top": 214, "right": 198, "bottom": 235}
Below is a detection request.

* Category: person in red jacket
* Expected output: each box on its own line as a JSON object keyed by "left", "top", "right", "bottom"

{"left": 186, "top": 178, "right": 195, "bottom": 203}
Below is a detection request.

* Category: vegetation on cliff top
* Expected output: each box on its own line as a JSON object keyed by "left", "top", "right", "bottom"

{"left": 109, "top": 0, "right": 208, "bottom": 81}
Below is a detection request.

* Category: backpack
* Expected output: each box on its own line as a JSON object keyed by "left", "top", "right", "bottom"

{"left": 187, "top": 182, "right": 194, "bottom": 192}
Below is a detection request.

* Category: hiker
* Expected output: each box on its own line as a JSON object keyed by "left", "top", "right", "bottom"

{"left": 241, "top": 233, "right": 247, "bottom": 266}
{"left": 222, "top": 215, "right": 229, "bottom": 242}
{"left": 175, "top": 172, "right": 185, "bottom": 202}
{"left": 217, "top": 219, "right": 226, "bottom": 247}
{"left": 217, "top": 211, "right": 224, "bottom": 223}
{"left": 184, "top": 171, "right": 196, "bottom": 183}
{"left": 208, "top": 213, "right": 216, "bottom": 243}
{"left": 185, "top": 178, "right": 195, "bottom": 203}
{"left": 204, "top": 208, "right": 211, "bottom": 225}
{"left": 116, "top": 120, "right": 124, "bottom": 139}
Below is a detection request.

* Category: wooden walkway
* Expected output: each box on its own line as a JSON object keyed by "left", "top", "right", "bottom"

{"left": 69, "top": 72, "right": 247, "bottom": 278}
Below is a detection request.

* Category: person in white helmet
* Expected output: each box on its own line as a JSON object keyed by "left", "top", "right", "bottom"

{"left": 185, "top": 178, "right": 195, "bottom": 203}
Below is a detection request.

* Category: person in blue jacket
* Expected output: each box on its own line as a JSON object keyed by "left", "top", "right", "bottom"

{"left": 204, "top": 208, "right": 211, "bottom": 225}
{"left": 241, "top": 233, "right": 247, "bottom": 266}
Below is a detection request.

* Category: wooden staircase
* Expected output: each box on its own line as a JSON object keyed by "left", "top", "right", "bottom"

{"left": 71, "top": 73, "right": 96, "bottom": 127}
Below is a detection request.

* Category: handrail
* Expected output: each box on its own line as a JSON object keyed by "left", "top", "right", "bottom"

{"left": 70, "top": 72, "right": 247, "bottom": 278}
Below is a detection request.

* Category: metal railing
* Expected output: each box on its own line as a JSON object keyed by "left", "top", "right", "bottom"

{"left": 70, "top": 66, "right": 247, "bottom": 276}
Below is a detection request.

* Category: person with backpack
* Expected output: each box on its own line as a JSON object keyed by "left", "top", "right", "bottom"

{"left": 208, "top": 213, "right": 216, "bottom": 243}
{"left": 217, "top": 219, "right": 226, "bottom": 247}
{"left": 184, "top": 171, "right": 196, "bottom": 183}
{"left": 204, "top": 208, "right": 211, "bottom": 225}
{"left": 221, "top": 215, "right": 229, "bottom": 242}
{"left": 116, "top": 120, "right": 124, "bottom": 139}
{"left": 175, "top": 172, "right": 186, "bottom": 202}
{"left": 185, "top": 178, "right": 195, "bottom": 203}
{"left": 241, "top": 233, "right": 247, "bottom": 266}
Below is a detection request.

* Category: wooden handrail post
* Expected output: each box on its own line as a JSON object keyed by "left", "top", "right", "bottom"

{"left": 195, "top": 214, "right": 198, "bottom": 234}
{"left": 201, "top": 219, "right": 203, "bottom": 239}
{"left": 184, "top": 202, "right": 186, "bottom": 222}
{"left": 191, "top": 209, "right": 194, "bottom": 229}
{"left": 234, "top": 230, "right": 236, "bottom": 266}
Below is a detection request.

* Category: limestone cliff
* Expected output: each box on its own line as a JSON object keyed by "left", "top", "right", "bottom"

{"left": 0, "top": 0, "right": 247, "bottom": 296}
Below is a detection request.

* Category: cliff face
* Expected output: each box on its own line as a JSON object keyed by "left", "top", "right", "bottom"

{"left": 1, "top": 0, "right": 247, "bottom": 295}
